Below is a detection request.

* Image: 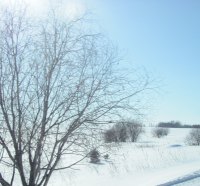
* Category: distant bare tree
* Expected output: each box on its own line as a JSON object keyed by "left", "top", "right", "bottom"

{"left": 0, "top": 4, "right": 152, "bottom": 186}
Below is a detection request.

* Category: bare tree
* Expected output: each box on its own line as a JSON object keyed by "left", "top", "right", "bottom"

{"left": 0, "top": 5, "right": 152, "bottom": 186}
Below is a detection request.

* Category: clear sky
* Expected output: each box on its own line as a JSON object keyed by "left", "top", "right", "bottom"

{"left": 85, "top": 0, "right": 200, "bottom": 125}
{"left": 1, "top": 0, "right": 200, "bottom": 124}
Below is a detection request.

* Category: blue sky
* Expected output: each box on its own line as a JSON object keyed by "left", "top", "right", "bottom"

{"left": 86, "top": 0, "right": 200, "bottom": 124}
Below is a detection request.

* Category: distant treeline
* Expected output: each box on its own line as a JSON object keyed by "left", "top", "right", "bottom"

{"left": 158, "top": 121, "right": 200, "bottom": 128}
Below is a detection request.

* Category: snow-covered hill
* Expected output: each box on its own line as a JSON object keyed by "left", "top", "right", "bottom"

{"left": 2, "top": 127, "right": 200, "bottom": 186}
{"left": 48, "top": 127, "right": 200, "bottom": 186}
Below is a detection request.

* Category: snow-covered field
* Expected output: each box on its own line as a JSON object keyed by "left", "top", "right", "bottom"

{"left": 49, "top": 127, "right": 200, "bottom": 186}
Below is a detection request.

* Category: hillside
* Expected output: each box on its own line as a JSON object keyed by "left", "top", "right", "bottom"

{"left": 48, "top": 127, "right": 200, "bottom": 186}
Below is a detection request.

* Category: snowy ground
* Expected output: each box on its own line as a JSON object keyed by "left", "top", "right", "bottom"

{"left": 49, "top": 127, "right": 200, "bottom": 186}
{"left": 2, "top": 127, "right": 200, "bottom": 185}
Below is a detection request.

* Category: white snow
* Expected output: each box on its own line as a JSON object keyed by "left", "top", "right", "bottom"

{"left": 2, "top": 127, "right": 200, "bottom": 185}
{"left": 48, "top": 127, "right": 200, "bottom": 186}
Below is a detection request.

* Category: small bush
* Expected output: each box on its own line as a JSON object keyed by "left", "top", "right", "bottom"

{"left": 104, "top": 122, "right": 128, "bottom": 143}
{"left": 103, "top": 154, "right": 109, "bottom": 159}
{"left": 104, "top": 128, "right": 118, "bottom": 143}
{"left": 89, "top": 149, "right": 100, "bottom": 163}
{"left": 126, "top": 122, "right": 144, "bottom": 142}
{"left": 152, "top": 127, "right": 169, "bottom": 138}
{"left": 186, "top": 128, "right": 200, "bottom": 146}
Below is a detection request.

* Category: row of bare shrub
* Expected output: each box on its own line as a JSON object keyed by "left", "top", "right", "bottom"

{"left": 104, "top": 121, "right": 144, "bottom": 143}
{"left": 104, "top": 121, "right": 200, "bottom": 146}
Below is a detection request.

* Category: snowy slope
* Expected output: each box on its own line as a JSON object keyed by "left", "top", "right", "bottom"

{"left": 1, "top": 127, "right": 200, "bottom": 186}
{"left": 48, "top": 127, "right": 200, "bottom": 186}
